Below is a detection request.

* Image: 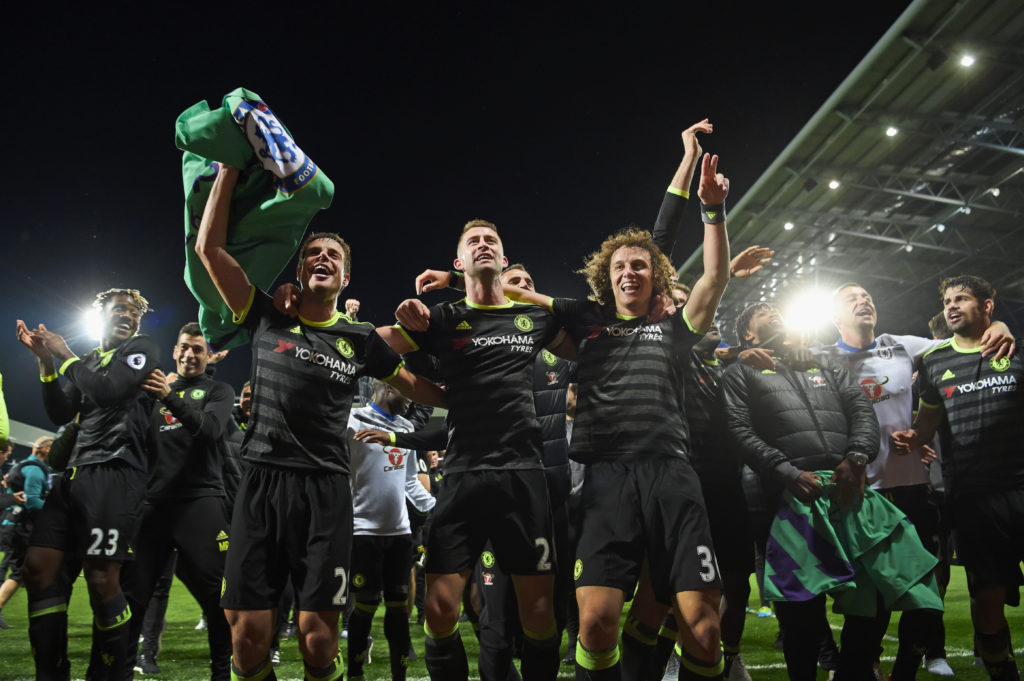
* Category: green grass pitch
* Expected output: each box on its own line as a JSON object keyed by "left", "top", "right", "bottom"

{"left": 0, "top": 563, "right": 1020, "bottom": 680}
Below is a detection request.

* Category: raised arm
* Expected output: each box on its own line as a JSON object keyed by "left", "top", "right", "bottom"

{"left": 194, "top": 165, "right": 253, "bottom": 317}
{"left": 682, "top": 153, "right": 731, "bottom": 333}
{"left": 652, "top": 120, "right": 711, "bottom": 261}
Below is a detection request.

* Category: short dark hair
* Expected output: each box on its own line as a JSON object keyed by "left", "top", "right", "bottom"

{"left": 928, "top": 311, "right": 952, "bottom": 340}
{"left": 503, "top": 262, "right": 529, "bottom": 274}
{"left": 457, "top": 219, "right": 500, "bottom": 253}
{"left": 93, "top": 288, "right": 151, "bottom": 315}
{"left": 178, "top": 322, "right": 204, "bottom": 339}
{"left": 735, "top": 302, "right": 777, "bottom": 346}
{"left": 299, "top": 232, "right": 351, "bottom": 275}
{"left": 938, "top": 274, "right": 994, "bottom": 305}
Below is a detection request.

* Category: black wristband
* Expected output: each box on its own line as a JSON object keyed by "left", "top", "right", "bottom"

{"left": 700, "top": 203, "right": 726, "bottom": 224}
{"left": 448, "top": 270, "right": 466, "bottom": 291}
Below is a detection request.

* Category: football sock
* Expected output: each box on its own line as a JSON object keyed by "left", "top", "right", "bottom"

{"left": 28, "top": 584, "right": 70, "bottom": 681}
{"left": 347, "top": 601, "right": 375, "bottom": 677}
{"left": 521, "top": 620, "right": 559, "bottom": 681}
{"left": 649, "top": 619, "right": 679, "bottom": 679}
{"left": 424, "top": 621, "right": 469, "bottom": 681}
{"left": 620, "top": 613, "right": 658, "bottom": 681}
{"left": 385, "top": 600, "right": 411, "bottom": 681}
{"left": 305, "top": 653, "right": 344, "bottom": 681}
{"left": 678, "top": 643, "right": 724, "bottom": 680}
{"left": 92, "top": 591, "right": 132, "bottom": 680}
{"left": 978, "top": 628, "right": 1020, "bottom": 681}
{"left": 231, "top": 655, "right": 277, "bottom": 681}
{"left": 575, "top": 639, "right": 621, "bottom": 681}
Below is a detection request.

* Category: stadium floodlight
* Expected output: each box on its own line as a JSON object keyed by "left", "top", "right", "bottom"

{"left": 960, "top": 54, "right": 975, "bottom": 67}
{"left": 782, "top": 287, "right": 833, "bottom": 336}
{"left": 82, "top": 309, "right": 104, "bottom": 342}
{"left": 784, "top": 222, "right": 794, "bottom": 231}
{"left": 885, "top": 126, "right": 899, "bottom": 137}
{"left": 828, "top": 180, "right": 840, "bottom": 189}
{"left": 935, "top": 223, "right": 946, "bottom": 233}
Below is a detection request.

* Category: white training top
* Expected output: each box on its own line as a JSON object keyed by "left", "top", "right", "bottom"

{"left": 347, "top": 404, "right": 435, "bottom": 535}
{"left": 815, "top": 333, "right": 944, "bottom": 490}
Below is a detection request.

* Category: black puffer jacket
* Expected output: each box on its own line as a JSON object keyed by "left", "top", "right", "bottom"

{"left": 721, "top": 360, "right": 879, "bottom": 500}
{"left": 533, "top": 353, "right": 575, "bottom": 507}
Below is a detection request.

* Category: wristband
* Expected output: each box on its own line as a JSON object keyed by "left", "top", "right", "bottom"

{"left": 41, "top": 372, "right": 58, "bottom": 383}
{"left": 700, "top": 203, "right": 726, "bottom": 224}
{"left": 448, "top": 270, "right": 466, "bottom": 291}
{"left": 59, "top": 357, "right": 80, "bottom": 376}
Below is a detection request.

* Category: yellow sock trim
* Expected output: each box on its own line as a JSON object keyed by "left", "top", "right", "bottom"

{"left": 231, "top": 656, "right": 274, "bottom": 681}
{"left": 679, "top": 646, "right": 724, "bottom": 677}
{"left": 623, "top": 615, "right": 659, "bottom": 646}
{"left": 424, "top": 620, "right": 459, "bottom": 639}
{"left": 523, "top": 620, "right": 557, "bottom": 641}
{"left": 304, "top": 653, "right": 344, "bottom": 681}
{"left": 575, "top": 640, "right": 620, "bottom": 671}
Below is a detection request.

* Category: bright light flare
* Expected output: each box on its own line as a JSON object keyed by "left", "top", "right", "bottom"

{"left": 885, "top": 126, "right": 899, "bottom": 137}
{"left": 960, "top": 54, "right": 975, "bottom": 67}
{"left": 828, "top": 180, "right": 840, "bottom": 190}
{"left": 782, "top": 288, "right": 834, "bottom": 336}
{"left": 82, "top": 309, "right": 104, "bottom": 342}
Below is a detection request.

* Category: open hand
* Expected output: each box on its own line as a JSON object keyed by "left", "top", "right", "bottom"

{"left": 353, "top": 428, "right": 391, "bottom": 445}
{"left": 730, "top": 246, "right": 774, "bottom": 278}
{"left": 415, "top": 270, "right": 451, "bottom": 295}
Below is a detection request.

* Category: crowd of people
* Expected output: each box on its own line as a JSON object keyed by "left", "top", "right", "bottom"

{"left": 0, "top": 120, "right": 1022, "bottom": 681}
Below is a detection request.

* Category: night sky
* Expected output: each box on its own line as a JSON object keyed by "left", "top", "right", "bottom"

{"left": 3, "top": 2, "right": 911, "bottom": 434}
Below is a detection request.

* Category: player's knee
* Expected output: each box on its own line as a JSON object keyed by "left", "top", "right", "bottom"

{"left": 21, "top": 558, "right": 49, "bottom": 593}
{"left": 300, "top": 628, "right": 338, "bottom": 666}
{"left": 686, "top": 614, "right": 721, "bottom": 654}
{"left": 82, "top": 561, "right": 121, "bottom": 599}
{"left": 424, "top": 591, "right": 460, "bottom": 629}
{"left": 579, "top": 607, "right": 619, "bottom": 648}
{"left": 518, "top": 595, "right": 553, "bottom": 628}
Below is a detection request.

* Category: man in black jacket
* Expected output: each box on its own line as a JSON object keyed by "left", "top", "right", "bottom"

{"left": 721, "top": 302, "right": 880, "bottom": 681}
{"left": 124, "top": 322, "right": 235, "bottom": 680}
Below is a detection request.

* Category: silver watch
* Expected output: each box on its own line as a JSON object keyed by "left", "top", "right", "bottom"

{"left": 846, "top": 452, "right": 869, "bottom": 467}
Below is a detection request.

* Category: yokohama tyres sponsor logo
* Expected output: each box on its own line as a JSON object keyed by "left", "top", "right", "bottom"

{"left": 471, "top": 334, "right": 534, "bottom": 347}
{"left": 942, "top": 373, "right": 1017, "bottom": 398}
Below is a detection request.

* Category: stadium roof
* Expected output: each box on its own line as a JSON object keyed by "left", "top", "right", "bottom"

{"left": 677, "top": 0, "right": 1024, "bottom": 343}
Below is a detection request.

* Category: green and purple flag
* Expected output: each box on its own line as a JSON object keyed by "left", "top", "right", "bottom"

{"left": 176, "top": 87, "right": 334, "bottom": 349}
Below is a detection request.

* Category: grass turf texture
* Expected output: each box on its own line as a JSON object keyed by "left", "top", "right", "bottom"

{"left": 0, "top": 565, "right": 1020, "bottom": 680}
